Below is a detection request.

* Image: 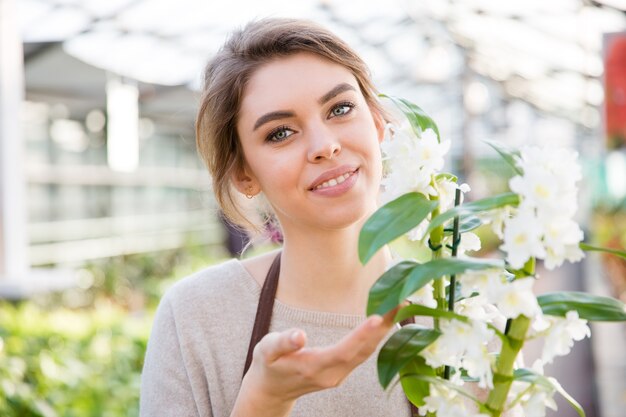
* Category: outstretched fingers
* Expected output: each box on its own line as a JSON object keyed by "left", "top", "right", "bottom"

{"left": 322, "top": 305, "right": 401, "bottom": 368}
{"left": 247, "top": 306, "right": 404, "bottom": 397}
{"left": 255, "top": 328, "right": 307, "bottom": 365}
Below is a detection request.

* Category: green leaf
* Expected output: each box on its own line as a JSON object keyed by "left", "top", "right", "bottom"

{"left": 425, "top": 192, "right": 521, "bottom": 237}
{"left": 579, "top": 243, "right": 626, "bottom": 260}
{"left": 399, "top": 356, "right": 436, "bottom": 407}
{"left": 367, "top": 257, "right": 504, "bottom": 316}
{"left": 483, "top": 139, "right": 523, "bottom": 175}
{"left": 367, "top": 261, "right": 418, "bottom": 316}
{"left": 400, "top": 373, "right": 483, "bottom": 405}
{"left": 359, "top": 193, "right": 438, "bottom": 264}
{"left": 459, "top": 368, "right": 480, "bottom": 383}
{"left": 380, "top": 94, "right": 441, "bottom": 140}
{"left": 377, "top": 324, "right": 440, "bottom": 389}
{"left": 537, "top": 291, "right": 626, "bottom": 321}
{"left": 443, "top": 215, "right": 483, "bottom": 235}
{"left": 435, "top": 172, "right": 458, "bottom": 183}
{"left": 394, "top": 304, "right": 470, "bottom": 324}
{"left": 395, "top": 303, "right": 507, "bottom": 341}
{"left": 513, "top": 369, "right": 585, "bottom": 417}
{"left": 509, "top": 257, "right": 536, "bottom": 279}
{"left": 513, "top": 368, "right": 554, "bottom": 389}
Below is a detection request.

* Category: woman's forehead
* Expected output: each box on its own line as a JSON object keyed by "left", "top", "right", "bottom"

{"left": 252, "top": 52, "right": 354, "bottom": 84}
{"left": 239, "top": 53, "right": 360, "bottom": 120}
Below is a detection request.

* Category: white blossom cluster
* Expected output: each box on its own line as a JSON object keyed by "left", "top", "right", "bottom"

{"left": 531, "top": 311, "right": 591, "bottom": 364}
{"left": 505, "top": 361, "right": 559, "bottom": 417}
{"left": 459, "top": 269, "right": 541, "bottom": 320}
{"left": 380, "top": 122, "right": 468, "bottom": 242}
{"left": 421, "top": 271, "right": 590, "bottom": 416}
{"left": 379, "top": 116, "right": 592, "bottom": 416}
{"left": 420, "top": 318, "right": 495, "bottom": 389}
{"left": 380, "top": 124, "right": 451, "bottom": 202}
{"left": 499, "top": 146, "right": 585, "bottom": 270}
{"left": 458, "top": 268, "right": 590, "bottom": 360}
{"left": 419, "top": 385, "right": 490, "bottom": 417}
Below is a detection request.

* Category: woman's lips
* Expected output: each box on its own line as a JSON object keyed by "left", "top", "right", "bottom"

{"left": 309, "top": 168, "right": 359, "bottom": 197}
{"left": 308, "top": 164, "right": 359, "bottom": 190}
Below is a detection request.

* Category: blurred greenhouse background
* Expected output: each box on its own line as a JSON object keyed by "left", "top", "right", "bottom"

{"left": 1, "top": 0, "right": 625, "bottom": 416}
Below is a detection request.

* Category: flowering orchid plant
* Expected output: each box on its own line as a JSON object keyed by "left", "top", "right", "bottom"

{"left": 359, "top": 95, "right": 626, "bottom": 417}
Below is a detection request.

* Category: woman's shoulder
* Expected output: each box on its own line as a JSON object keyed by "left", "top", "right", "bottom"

{"left": 161, "top": 257, "right": 259, "bottom": 313}
{"left": 237, "top": 248, "right": 280, "bottom": 287}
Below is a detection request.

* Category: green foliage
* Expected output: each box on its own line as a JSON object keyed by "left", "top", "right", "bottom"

{"left": 443, "top": 215, "right": 483, "bottom": 236}
{"left": 399, "top": 373, "right": 482, "bottom": 407}
{"left": 377, "top": 325, "right": 440, "bottom": 389}
{"left": 380, "top": 94, "right": 441, "bottom": 140}
{"left": 483, "top": 139, "right": 522, "bottom": 175}
{"left": 579, "top": 242, "right": 626, "bottom": 260}
{"left": 425, "top": 192, "right": 520, "bottom": 236}
{"left": 537, "top": 291, "right": 626, "bottom": 321}
{"left": 394, "top": 303, "right": 470, "bottom": 324}
{"left": 78, "top": 244, "right": 227, "bottom": 310}
{"left": 509, "top": 257, "right": 536, "bottom": 279}
{"left": 359, "top": 193, "right": 438, "bottom": 264}
{"left": 513, "top": 369, "right": 585, "bottom": 417}
{"left": 434, "top": 172, "right": 458, "bottom": 183}
{"left": 0, "top": 302, "right": 152, "bottom": 417}
{"left": 364, "top": 94, "right": 626, "bottom": 416}
{"left": 400, "top": 356, "right": 436, "bottom": 407}
{"left": 0, "top": 244, "right": 225, "bottom": 417}
{"left": 367, "top": 257, "right": 504, "bottom": 315}
{"left": 394, "top": 304, "right": 506, "bottom": 342}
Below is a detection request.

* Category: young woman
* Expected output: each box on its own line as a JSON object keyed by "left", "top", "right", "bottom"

{"left": 140, "top": 18, "right": 415, "bottom": 417}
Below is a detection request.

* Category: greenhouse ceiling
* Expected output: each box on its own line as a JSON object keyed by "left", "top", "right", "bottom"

{"left": 17, "top": 0, "right": 626, "bottom": 127}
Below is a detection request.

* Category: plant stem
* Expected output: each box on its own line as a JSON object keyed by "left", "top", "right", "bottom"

{"left": 485, "top": 259, "right": 536, "bottom": 416}
{"left": 447, "top": 188, "right": 462, "bottom": 312}
{"left": 485, "top": 315, "right": 531, "bottom": 416}
{"left": 429, "top": 204, "right": 445, "bottom": 330}
{"left": 444, "top": 188, "right": 462, "bottom": 380}
{"left": 429, "top": 205, "right": 446, "bottom": 379}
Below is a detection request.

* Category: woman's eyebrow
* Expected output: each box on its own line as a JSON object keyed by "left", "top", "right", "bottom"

{"left": 318, "top": 82, "right": 356, "bottom": 105}
{"left": 253, "top": 110, "right": 294, "bottom": 131}
{"left": 252, "top": 83, "right": 356, "bottom": 132}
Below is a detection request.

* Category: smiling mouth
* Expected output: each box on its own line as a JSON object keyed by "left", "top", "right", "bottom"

{"left": 311, "top": 168, "right": 358, "bottom": 190}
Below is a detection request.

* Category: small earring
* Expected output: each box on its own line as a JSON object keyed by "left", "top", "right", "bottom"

{"left": 245, "top": 186, "right": 255, "bottom": 199}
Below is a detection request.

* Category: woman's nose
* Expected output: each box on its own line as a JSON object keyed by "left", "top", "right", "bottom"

{"left": 307, "top": 126, "right": 341, "bottom": 162}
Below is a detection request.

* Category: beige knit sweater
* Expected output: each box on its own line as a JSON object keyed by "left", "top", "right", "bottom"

{"left": 140, "top": 259, "right": 412, "bottom": 417}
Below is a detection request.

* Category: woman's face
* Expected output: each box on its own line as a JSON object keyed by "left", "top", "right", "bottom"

{"left": 236, "top": 52, "right": 385, "bottom": 233}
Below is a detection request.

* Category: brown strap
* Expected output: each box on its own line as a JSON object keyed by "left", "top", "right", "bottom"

{"left": 243, "top": 251, "right": 282, "bottom": 379}
{"left": 242, "top": 252, "right": 419, "bottom": 416}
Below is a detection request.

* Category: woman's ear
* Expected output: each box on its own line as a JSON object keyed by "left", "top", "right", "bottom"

{"left": 232, "top": 164, "right": 260, "bottom": 198}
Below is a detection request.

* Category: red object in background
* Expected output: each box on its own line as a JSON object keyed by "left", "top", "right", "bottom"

{"left": 605, "top": 33, "right": 626, "bottom": 149}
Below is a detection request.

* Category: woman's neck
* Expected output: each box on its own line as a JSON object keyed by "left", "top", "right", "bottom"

{"left": 275, "top": 221, "right": 391, "bottom": 315}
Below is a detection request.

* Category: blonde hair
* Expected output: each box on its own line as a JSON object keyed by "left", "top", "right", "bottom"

{"left": 195, "top": 18, "right": 385, "bottom": 231}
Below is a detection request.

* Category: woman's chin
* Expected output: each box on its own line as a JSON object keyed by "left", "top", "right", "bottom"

{"left": 308, "top": 202, "right": 374, "bottom": 231}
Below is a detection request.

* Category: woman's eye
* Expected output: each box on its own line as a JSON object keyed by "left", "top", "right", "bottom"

{"left": 329, "top": 102, "right": 355, "bottom": 118}
{"left": 266, "top": 126, "right": 295, "bottom": 142}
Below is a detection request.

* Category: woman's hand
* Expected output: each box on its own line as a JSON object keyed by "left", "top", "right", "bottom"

{"left": 230, "top": 307, "right": 400, "bottom": 417}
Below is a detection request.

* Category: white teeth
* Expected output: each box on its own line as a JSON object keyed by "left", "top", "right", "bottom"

{"left": 314, "top": 171, "right": 353, "bottom": 190}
